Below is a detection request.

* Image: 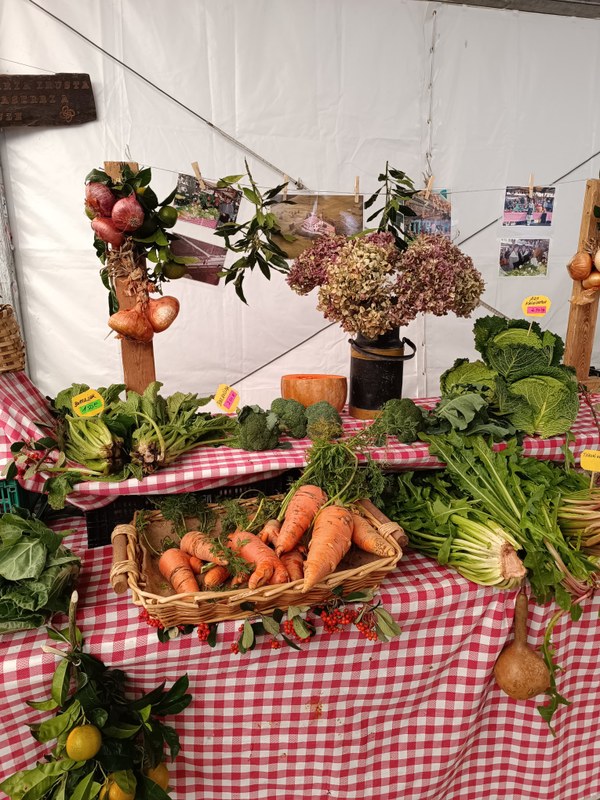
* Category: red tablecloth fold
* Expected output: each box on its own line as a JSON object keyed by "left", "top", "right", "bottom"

{"left": 1, "top": 371, "right": 600, "bottom": 511}
{"left": 0, "top": 517, "right": 598, "bottom": 800}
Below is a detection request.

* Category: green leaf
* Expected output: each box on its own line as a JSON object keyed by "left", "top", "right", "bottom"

{"left": 0, "top": 540, "right": 47, "bottom": 581}
{"left": 137, "top": 167, "right": 152, "bottom": 187}
{"left": 31, "top": 701, "right": 81, "bottom": 743}
{"left": 102, "top": 723, "right": 141, "bottom": 739}
{"left": 51, "top": 659, "right": 70, "bottom": 706}
{"left": 159, "top": 188, "right": 177, "bottom": 206}
{"left": 0, "top": 759, "right": 76, "bottom": 800}
{"left": 90, "top": 708, "right": 108, "bottom": 728}
{"left": 292, "top": 616, "right": 312, "bottom": 639}
{"left": 281, "top": 634, "right": 301, "bottom": 651}
{"left": 139, "top": 775, "right": 171, "bottom": 800}
{"left": 286, "top": 605, "right": 309, "bottom": 619}
{"left": 260, "top": 615, "right": 280, "bottom": 636}
{"left": 112, "top": 771, "right": 136, "bottom": 795}
{"left": 70, "top": 772, "right": 100, "bottom": 800}
{"left": 27, "top": 697, "right": 59, "bottom": 712}
{"left": 241, "top": 619, "right": 255, "bottom": 650}
{"left": 374, "top": 607, "right": 401, "bottom": 638}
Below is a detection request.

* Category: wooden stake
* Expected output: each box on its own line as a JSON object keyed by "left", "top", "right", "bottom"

{"left": 104, "top": 161, "right": 156, "bottom": 394}
{"left": 191, "top": 161, "right": 206, "bottom": 190}
{"left": 528, "top": 173, "right": 534, "bottom": 198}
{"left": 424, "top": 175, "right": 434, "bottom": 200}
{"left": 282, "top": 175, "right": 289, "bottom": 201}
{"left": 354, "top": 176, "right": 360, "bottom": 204}
{"left": 564, "top": 179, "right": 600, "bottom": 384}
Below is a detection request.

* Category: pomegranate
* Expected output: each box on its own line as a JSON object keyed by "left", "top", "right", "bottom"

{"left": 111, "top": 194, "right": 145, "bottom": 232}
{"left": 85, "top": 182, "right": 117, "bottom": 217}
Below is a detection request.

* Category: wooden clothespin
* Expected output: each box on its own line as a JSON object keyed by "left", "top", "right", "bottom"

{"left": 424, "top": 175, "right": 434, "bottom": 201}
{"left": 354, "top": 176, "right": 360, "bottom": 205}
{"left": 191, "top": 161, "right": 206, "bottom": 190}
{"left": 528, "top": 173, "right": 534, "bottom": 198}
{"left": 282, "top": 174, "right": 289, "bottom": 201}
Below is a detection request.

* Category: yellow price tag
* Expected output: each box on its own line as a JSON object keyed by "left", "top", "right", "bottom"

{"left": 522, "top": 295, "right": 551, "bottom": 317}
{"left": 214, "top": 384, "right": 240, "bottom": 413}
{"left": 71, "top": 389, "right": 105, "bottom": 417}
{"left": 580, "top": 449, "right": 600, "bottom": 473}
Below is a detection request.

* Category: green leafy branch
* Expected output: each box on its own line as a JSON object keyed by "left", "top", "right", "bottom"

{"left": 363, "top": 162, "right": 418, "bottom": 251}
{"left": 0, "top": 600, "right": 191, "bottom": 800}
{"left": 213, "top": 161, "right": 293, "bottom": 302}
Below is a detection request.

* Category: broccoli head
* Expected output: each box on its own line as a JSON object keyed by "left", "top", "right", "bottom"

{"left": 304, "top": 400, "right": 343, "bottom": 441}
{"left": 370, "top": 398, "right": 426, "bottom": 445}
{"left": 235, "top": 405, "right": 281, "bottom": 451}
{"left": 270, "top": 397, "right": 308, "bottom": 439}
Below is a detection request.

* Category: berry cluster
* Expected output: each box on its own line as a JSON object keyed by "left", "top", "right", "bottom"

{"left": 281, "top": 619, "right": 303, "bottom": 641}
{"left": 197, "top": 623, "right": 211, "bottom": 642}
{"left": 355, "top": 612, "right": 378, "bottom": 641}
{"left": 320, "top": 607, "right": 358, "bottom": 634}
{"left": 230, "top": 642, "right": 240, "bottom": 654}
{"left": 139, "top": 609, "right": 164, "bottom": 629}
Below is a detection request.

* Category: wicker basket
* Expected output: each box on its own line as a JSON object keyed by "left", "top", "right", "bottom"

{"left": 110, "top": 497, "right": 404, "bottom": 626}
{"left": 0, "top": 305, "right": 25, "bottom": 373}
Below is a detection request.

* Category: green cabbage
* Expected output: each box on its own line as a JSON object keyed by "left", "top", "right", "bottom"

{"left": 503, "top": 373, "right": 579, "bottom": 438}
{"left": 440, "top": 358, "right": 498, "bottom": 400}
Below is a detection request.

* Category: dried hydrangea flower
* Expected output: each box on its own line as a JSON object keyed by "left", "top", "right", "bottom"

{"left": 286, "top": 234, "right": 346, "bottom": 295}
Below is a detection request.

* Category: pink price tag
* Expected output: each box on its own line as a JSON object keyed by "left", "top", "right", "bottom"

{"left": 221, "top": 391, "right": 237, "bottom": 411}
{"left": 526, "top": 306, "right": 546, "bottom": 315}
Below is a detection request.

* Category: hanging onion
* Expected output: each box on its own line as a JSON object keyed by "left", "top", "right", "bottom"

{"left": 567, "top": 251, "right": 592, "bottom": 281}
{"left": 92, "top": 217, "right": 125, "bottom": 248}
{"left": 582, "top": 271, "right": 600, "bottom": 290}
{"left": 111, "top": 194, "right": 145, "bottom": 232}
{"left": 108, "top": 304, "right": 154, "bottom": 342}
{"left": 85, "top": 182, "right": 117, "bottom": 217}
{"left": 146, "top": 296, "right": 180, "bottom": 332}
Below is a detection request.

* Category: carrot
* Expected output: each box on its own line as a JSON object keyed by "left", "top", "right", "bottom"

{"left": 180, "top": 531, "right": 228, "bottom": 566}
{"left": 158, "top": 549, "right": 199, "bottom": 594}
{"left": 302, "top": 505, "right": 353, "bottom": 592}
{"left": 351, "top": 513, "right": 395, "bottom": 557}
{"left": 276, "top": 485, "right": 328, "bottom": 556}
{"left": 228, "top": 530, "right": 289, "bottom": 589}
{"left": 202, "top": 564, "right": 230, "bottom": 590}
{"left": 258, "top": 519, "right": 281, "bottom": 547}
{"left": 280, "top": 549, "right": 304, "bottom": 582}
{"left": 188, "top": 556, "right": 203, "bottom": 574}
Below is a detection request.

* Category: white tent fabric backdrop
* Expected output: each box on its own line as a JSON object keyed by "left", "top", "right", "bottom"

{"left": 1, "top": 0, "right": 599, "bottom": 407}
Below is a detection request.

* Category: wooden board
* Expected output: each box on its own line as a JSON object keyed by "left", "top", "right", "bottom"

{"left": 564, "top": 179, "right": 600, "bottom": 381}
{"left": 104, "top": 162, "right": 156, "bottom": 394}
{"left": 0, "top": 74, "right": 96, "bottom": 127}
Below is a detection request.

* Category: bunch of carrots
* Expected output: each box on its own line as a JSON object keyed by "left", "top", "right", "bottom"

{"left": 157, "top": 485, "right": 399, "bottom": 596}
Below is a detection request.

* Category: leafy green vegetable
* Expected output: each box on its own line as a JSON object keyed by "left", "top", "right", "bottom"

{"left": 0, "top": 510, "right": 79, "bottom": 633}
{"left": 270, "top": 398, "right": 307, "bottom": 439}
{"left": 304, "top": 401, "right": 343, "bottom": 441}
{"left": 368, "top": 398, "right": 427, "bottom": 444}
{"left": 504, "top": 373, "right": 580, "bottom": 439}
{"left": 439, "top": 358, "right": 498, "bottom": 400}
{"left": 233, "top": 405, "right": 281, "bottom": 451}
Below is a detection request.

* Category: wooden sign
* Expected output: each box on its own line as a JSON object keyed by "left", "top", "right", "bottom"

{"left": 0, "top": 73, "right": 96, "bottom": 127}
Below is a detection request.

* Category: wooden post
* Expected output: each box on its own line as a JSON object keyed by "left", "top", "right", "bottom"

{"left": 564, "top": 179, "right": 600, "bottom": 386}
{"left": 104, "top": 161, "right": 156, "bottom": 394}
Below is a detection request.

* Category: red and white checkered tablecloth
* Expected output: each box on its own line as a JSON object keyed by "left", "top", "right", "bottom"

{"left": 1, "top": 517, "right": 599, "bottom": 800}
{"left": 2, "top": 371, "right": 600, "bottom": 511}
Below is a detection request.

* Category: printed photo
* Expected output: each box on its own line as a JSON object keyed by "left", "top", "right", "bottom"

{"left": 270, "top": 193, "right": 364, "bottom": 259}
{"left": 404, "top": 190, "right": 451, "bottom": 239}
{"left": 170, "top": 234, "right": 226, "bottom": 285}
{"left": 173, "top": 173, "right": 242, "bottom": 229}
{"left": 499, "top": 238, "right": 550, "bottom": 278}
{"left": 502, "top": 186, "right": 555, "bottom": 227}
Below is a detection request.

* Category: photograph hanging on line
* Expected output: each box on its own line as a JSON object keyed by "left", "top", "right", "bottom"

{"left": 404, "top": 190, "right": 451, "bottom": 239}
{"left": 502, "top": 186, "right": 555, "bottom": 227}
{"left": 170, "top": 233, "right": 226, "bottom": 285}
{"left": 173, "top": 173, "right": 242, "bottom": 229}
{"left": 269, "top": 193, "right": 364, "bottom": 259}
{"left": 499, "top": 238, "right": 550, "bottom": 278}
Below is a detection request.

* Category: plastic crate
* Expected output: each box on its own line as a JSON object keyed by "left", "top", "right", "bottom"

{"left": 85, "top": 469, "right": 302, "bottom": 548}
{"left": 0, "top": 478, "right": 43, "bottom": 515}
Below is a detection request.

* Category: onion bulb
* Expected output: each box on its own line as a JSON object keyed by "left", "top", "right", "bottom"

{"left": 582, "top": 271, "right": 600, "bottom": 290}
{"left": 108, "top": 305, "right": 154, "bottom": 342}
{"left": 594, "top": 249, "right": 600, "bottom": 271}
{"left": 111, "top": 194, "right": 145, "bottom": 232}
{"left": 146, "top": 296, "right": 180, "bottom": 332}
{"left": 91, "top": 217, "right": 125, "bottom": 248}
{"left": 567, "top": 251, "right": 592, "bottom": 281}
{"left": 85, "top": 182, "right": 117, "bottom": 217}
